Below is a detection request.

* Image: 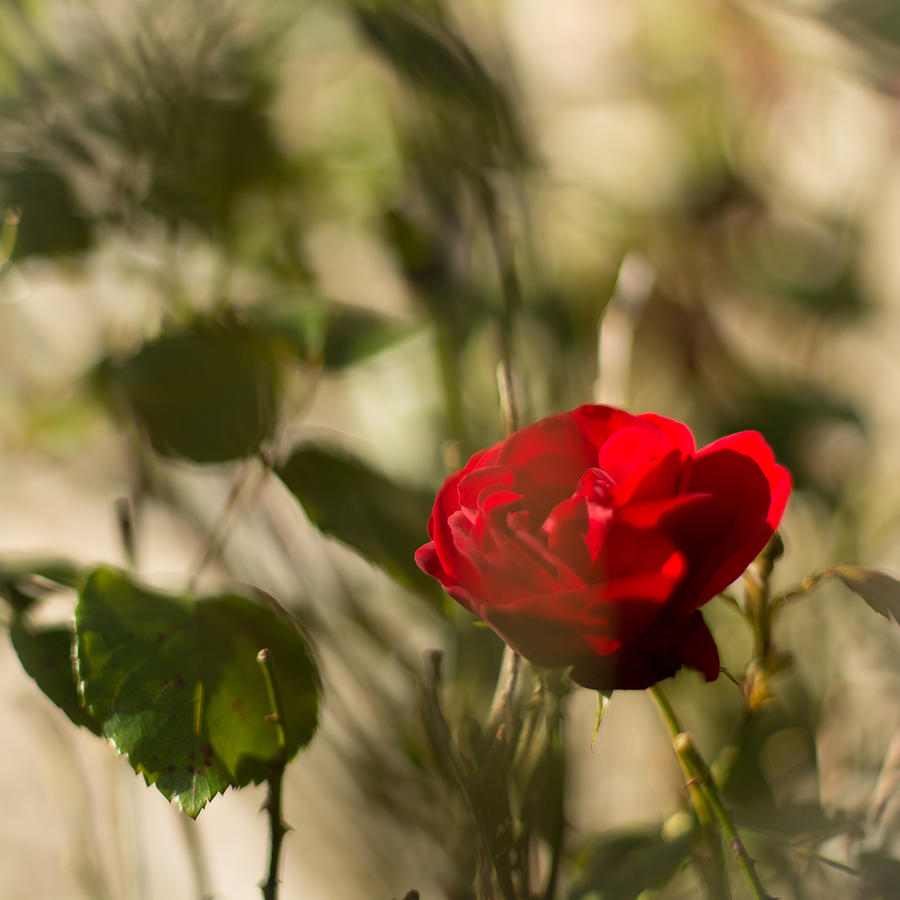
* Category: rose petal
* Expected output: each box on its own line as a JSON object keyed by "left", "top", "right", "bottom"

{"left": 637, "top": 413, "right": 696, "bottom": 455}
{"left": 482, "top": 606, "right": 616, "bottom": 667}
{"left": 457, "top": 466, "right": 514, "bottom": 511}
{"left": 676, "top": 432, "right": 791, "bottom": 608}
{"left": 569, "top": 611, "right": 719, "bottom": 690}
{"left": 612, "top": 448, "right": 683, "bottom": 507}
{"left": 573, "top": 405, "right": 646, "bottom": 452}
{"left": 594, "top": 427, "right": 660, "bottom": 484}
{"left": 414, "top": 541, "right": 477, "bottom": 612}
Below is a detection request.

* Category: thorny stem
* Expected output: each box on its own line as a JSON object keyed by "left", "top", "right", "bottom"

{"left": 649, "top": 685, "right": 774, "bottom": 900}
{"left": 258, "top": 649, "right": 290, "bottom": 900}
{"left": 260, "top": 765, "right": 288, "bottom": 900}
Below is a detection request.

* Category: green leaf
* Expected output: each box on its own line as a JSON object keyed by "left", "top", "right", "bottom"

{"left": 277, "top": 444, "right": 440, "bottom": 599}
{"left": 116, "top": 320, "right": 279, "bottom": 463}
{"left": 75, "top": 567, "right": 319, "bottom": 817}
{"left": 10, "top": 617, "right": 102, "bottom": 734}
{"left": 831, "top": 565, "right": 900, "bottom": 625}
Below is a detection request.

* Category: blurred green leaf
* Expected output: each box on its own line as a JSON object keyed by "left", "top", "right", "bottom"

{"left": 0, "top": 4, "right": 290, "bottom": 238}
{"left": 10, "top": 617, "right": 102, "bottom": 735}
{"left": 566, "top": 828, "right": 693, "bottom": 900}
{"left": 323, "top": 304, "right": 414, "bottom": 369}
{"left": 0, "top": 556, "right": 81, "bottom": 613}
{"left": 116, "top": 320, "right": 279, "bottom": 464}
{"left": 827, "top": 0, "right": 900, "bottom": 56}
{"left": 831, "top": 565, "right": 900, "bottom": 625}
{"left": 857, "top": 851, "right": 900, "bottom": 899}
{"left": 0, "top": 162, "right": 92, "bottom": 258}
{"left": 382, "top": 207, "right": 447, "bottom": 290}
{"left": 353, "top": 1, "right": 527, "bottom": 168}
{"left": 75, "top": 567, "right": 319, "bottom": 817}
{"left": 250, "top": 298, "right": 414, "bottom": 370}
{"left": 277, "top": 443, "right": 440, "bottom": 599}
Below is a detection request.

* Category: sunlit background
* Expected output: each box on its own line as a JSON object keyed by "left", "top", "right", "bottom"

{"left": 3, "top": 0, "right": 900, "bottom": 897}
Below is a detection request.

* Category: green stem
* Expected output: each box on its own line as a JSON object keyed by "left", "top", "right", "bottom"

{"left": 257, "top": 648, "right": 287, "bottom": 753}
{"left": 648, "top": 685, "right": 773, "bottom": 900}
{"left": 649, "top": 687, "right": 728, "bottom": 899}
{"left": 744, "top": 534, "right": 784, "bottom": 663}
{"left": 649, "top": 683, "right": 681, "bottom": 738}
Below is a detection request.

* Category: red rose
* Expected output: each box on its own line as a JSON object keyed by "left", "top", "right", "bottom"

{"left": 415, "top": 405, "right": 791, "bottom": 690}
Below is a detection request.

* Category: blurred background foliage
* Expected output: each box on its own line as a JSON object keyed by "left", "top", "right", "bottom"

{"left": 3, "top": 0, "right": 900, "bottom": 898}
